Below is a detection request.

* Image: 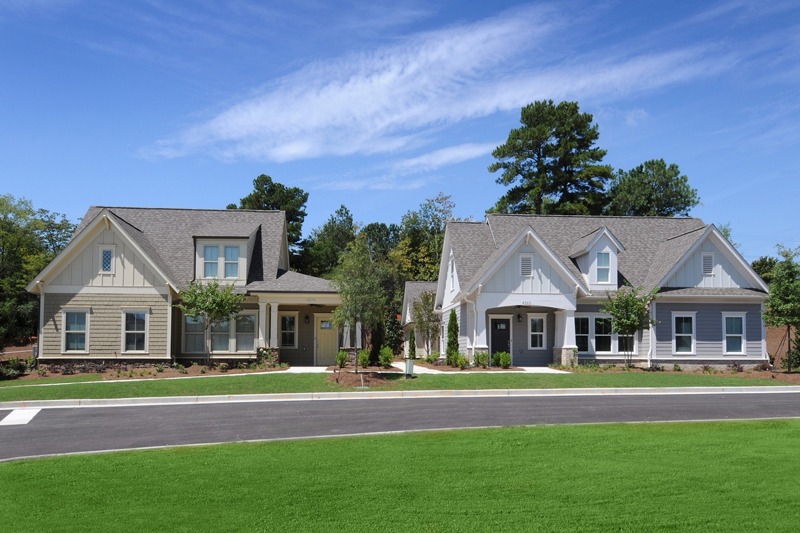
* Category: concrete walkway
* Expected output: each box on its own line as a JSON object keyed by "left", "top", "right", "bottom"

{"left": 390, "top": 362, "right": 570, "bottom": 374}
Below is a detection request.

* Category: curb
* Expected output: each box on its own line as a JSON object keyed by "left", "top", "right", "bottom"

{"left": 3, "top": 386, "right": 800, "bottom": 410}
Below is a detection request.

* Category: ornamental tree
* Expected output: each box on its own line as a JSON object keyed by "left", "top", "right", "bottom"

{"left": 446, "top": 309, "right": 459, "bottom": 365}
{"left": 600, "top": 286, "right": 658, "bottom": 367}
{"left": 412, "top": 290, "right": 440, "bottom": 356}
{"left": 177, "top": 281, "right": 245, "bottom": 364}
{"left": 763, "top": 246, "right": 800, "bottom": 372}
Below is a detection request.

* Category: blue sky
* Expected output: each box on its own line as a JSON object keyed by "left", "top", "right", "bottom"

{"left": 1, "top": 0, "right": 798, "bottom": 262}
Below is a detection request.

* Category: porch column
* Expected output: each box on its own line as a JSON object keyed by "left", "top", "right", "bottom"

{"left": 473, "top": 303, "right": 488, "bottom": 356}
{"left": 342, "top": 322, "right": 352, "bottom": 348}
{"left": 355, "top": 321, "right": 362, "bottom": 349}
{"left": 553, "top": 309, "right": 577, "bottom": 366}
{"left": 269, "top": 302, "right": 279, "bottom": 348}
{"left": 258, "top": 301, "right": 268, "bottom": 348}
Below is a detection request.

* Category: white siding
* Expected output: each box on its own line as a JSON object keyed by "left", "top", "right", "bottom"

{"left": 50, "top": 228, "right": 163, "bottom": 288}
{"left": 665, "top": 240, "right": 749, "bottom": 288}
{"left": 483, "top": 243, "right": 571, "bottom": 295}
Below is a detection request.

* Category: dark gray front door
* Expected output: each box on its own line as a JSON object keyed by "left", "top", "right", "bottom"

{"left": 490, "top": 318, "right": 511, "bottom": 354}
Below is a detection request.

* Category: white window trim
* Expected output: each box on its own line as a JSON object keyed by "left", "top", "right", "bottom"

{"left": 195, "top": 240, "right": 247, "bottom": 282}
{"left": 121, "top": 308, "right": 150, "bottom": 354}
{"left": 62, "top": 308, "right": 90, "bottom": 354}
{"left": 182, "top": 311, "right": 259, "bottom": 354}
{"left": 99, "top": 245, "right": 115, "bottom": 275}
{"left": 527, "top": 313, "right": 547, "bottom": 351}
{"left": 596, "top": 251, "right": 611, "bottom": 284}
{"left": 520, "top": 254, "right": 534, "bottom": 277}
{"left": 574, "top": 313, "right": 638, "bottom": 356}
{"left": 279, "top": 311, "right": 299, "bottom": 350}
{"left": 672, "top": 311, "right": 697, "bottom": 355}
{"left": 702, "top": 253, "right": 715, "bottom": 277}
{"left": 449, "top": 253, "right": 455, "bottom": 292}
{"left": 722, "top": 312, "right": 746, "bottom": 355}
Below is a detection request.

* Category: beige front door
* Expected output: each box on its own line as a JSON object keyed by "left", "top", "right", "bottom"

{"left": 314, "top": 314, "right": 338, "bottom": 366}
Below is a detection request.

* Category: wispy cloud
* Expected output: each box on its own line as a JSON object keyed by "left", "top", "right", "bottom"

{"left": 143, "top": 4, "right": 736, "bottom": 165}
{"left": 392, "top": 142, "right": 497, "bottom": 174}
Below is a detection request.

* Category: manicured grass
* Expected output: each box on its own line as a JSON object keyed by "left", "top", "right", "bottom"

{"left": 0, "top": 371, "right": 785, "bottom": 402}
{"left": 0, "top": 374, "right": 102, "bottom": 388}
{"left": 2, "top": 420, "right": 798, "bottom": 532}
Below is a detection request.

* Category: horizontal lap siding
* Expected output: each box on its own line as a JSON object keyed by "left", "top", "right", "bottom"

{"left": 510, "top": 309, "right": 554, "bottom": 366}
{"left": 41, "top": 293, "right": 169, "bottom": 358}
{"left": 655, "top": 302, "right": 763, "bottom": 358}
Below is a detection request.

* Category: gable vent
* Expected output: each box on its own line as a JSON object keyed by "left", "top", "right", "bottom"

{"left": 702, "top": 254, "right": 714, "bottom": 276}
{"left": 520, "top": 255, "right": 533, "bottom": 277}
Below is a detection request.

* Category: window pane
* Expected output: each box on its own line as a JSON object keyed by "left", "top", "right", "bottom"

{"left": 186, "top": 334, "right": 204, "bottom": 353}
{"left": 675, "top": 316, "right": 693, "bottom": 334}
{"left": 726, "top": 317, "right": 742, "bottom": 335}
{"left": 212, "top": 334, "right": 229, "bottom": 352}
{"left": 281, "top": 315, "right": 296, "bottom": 348}
{"left": 126, "top": 332, "right": 145, "bottom": 351}
{"left": 225, "top": 246, "right": 239, "bottom": 261}
{"left": 575, "top": 317, "right": 589, "bottom": 335}
{"left": 211, "top": 320, "right": 230, "bottom": 333}
{"left": 236, "top": 315, "right": 255, "bottom": 333}
{"left": 726, "top": 336, "right": 743, "bottom": 353}
{"left": 66, "top": 312, "right": 86, "bottom": 332}
{"left": 595, "top": 336, "right": 611, "bottom": 352}
{"left": 619, "top": 335, "right": 634, "bottom": 353}
{"left": 595, "top": 318, "right": 611, "bottom": 335}
{"left": 597, "top": 252, "right": 609, "bottom": 267}
{"left": 237, "top": 334, "right": 255, "bottom": 352}
{"left": 204, "top": 262, "right": 218, "bottom": 277}
{"left": 185, "top": 316, "right": 204, "bottom": 332}
{"left": 225, "top": 263, "right": 239, "bottom": 278}
{"left": 204, "top": 246, "right": 219, "bottom": 261}
{"left": 676, "top": 335, "right": 692, "bottom": 353}
{"left": 530, "top": 318, "right": 543, "bottom": 333}
{"left": 597, "top": 267, "right": 609, "bottom": 283}
{"left": 65, "top": 333, "right": 85, "bottom": 351}
{"left": 125, "top": 312, "right": 146, "bottom": 332}
{"left": 576, "top": 336, "right": 589, "bottom": 352}
{"left": 101, "top": 249, "right": 113, "bottom": 272}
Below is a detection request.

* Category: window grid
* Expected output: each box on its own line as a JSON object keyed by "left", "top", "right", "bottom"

{"left": 673, "top": 313, "right": 695, "bottom": 354}
{"left": 596, "top": 252, "right": 610, "bottom": 284}
{"left": 723, "top": 313, "right": 745, "bottom": 355}
{"left": 123, "top": 311, "right": 147, "bottom": 352}
{"left": 64, "top": 311, "right": 88, "bottom": 352}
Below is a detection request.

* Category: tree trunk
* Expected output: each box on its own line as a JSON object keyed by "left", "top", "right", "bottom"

{"left": 788, "top": 324, "right": 793, "bottom": 373}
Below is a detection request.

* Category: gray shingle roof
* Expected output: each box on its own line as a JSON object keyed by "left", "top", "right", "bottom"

{"left": 402, "top": 281, "right": 438, "bottom": 325}
{"left": 448, "top": 214, "right": 710, "bottom": 295}
{"left": 74, "top": 207, "right": 326, "bottom": 293}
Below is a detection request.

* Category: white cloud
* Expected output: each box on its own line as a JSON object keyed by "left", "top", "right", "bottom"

{"left": 392, "top": 142, "right": 497, "bottom": 174}
{"left": 144, "top": 4, "right": 736, "bottom": 165}
{"left": 625, "top": 108, "right": 649, "bottom": 127}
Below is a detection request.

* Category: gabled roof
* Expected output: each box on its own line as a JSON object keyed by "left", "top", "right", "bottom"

{"left": 42, "top": 206, "right": 311, "bottom": 293}
{"left": 443, "top": 214, "right": 758, "bottom": 299}
{"left": 402, "top": 281, "right": 437, "bottom": 325}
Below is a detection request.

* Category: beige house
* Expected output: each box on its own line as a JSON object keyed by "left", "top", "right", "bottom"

{"left": 27, "top": 207, "right": 344, "bottom": 365}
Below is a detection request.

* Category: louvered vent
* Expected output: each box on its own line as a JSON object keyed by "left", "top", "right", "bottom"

{"left": 520, "top": 255, "right": 533, "bottom": 276}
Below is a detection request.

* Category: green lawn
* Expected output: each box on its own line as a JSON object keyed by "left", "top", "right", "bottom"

{"left": 2, "top": 420, "right": 798, "bottom": 532}
{"left": 0, "top": 371, "right": 786, "bottom": 402}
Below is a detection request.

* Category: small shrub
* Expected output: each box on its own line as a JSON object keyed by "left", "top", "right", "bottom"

{"left": 155, "top": 363, "right": 165, "bottom": 372}
{"left": 175, "top": 363, "right": 187, "bottom": 374}
{"left": 37, "top": 367, "right": 48, "bottom": 377}
{"left": 601, "top": 363, "right": 615, "bottom": 371}
{"left": 753, "top": 361, "right": 770, "bottom": 371}
{"left": 727, "top": 361, "right": 744, "bottom": 373}
{"left": 645, "top": 362, "right": 664, "bottom": 372}
{"left": 701, "top": 364, "right": 714, "bottom": 374}
{"left": 200, "top": 367, "right": 206, "bottom": 374}
{"left": 672, "top": 364, "right": 682, "bottom": 372}
{"left": 336, "top": 350, "right": 349, "bottom": 368}
{"left": 379, "top": 346, "right": 394, "bottom": 368}
{"left": 218, "top": 363, "right": 229, "bottom": 373}
{"left": 474, "top": 351, "right": 489, "bottom": 368}
{"left": 456, "top": 353, "right": 469, "bottom": 370}
{"left": 25, "top": 356, "right": 37, "bottom": 371}
{"left": 492, "top": 351, "right": 512, "bottom": 369}
{"left": 357, "top": 349, "right": 370, "bottom": 368}
{"left": 425, "top": 352, "right": 440, "bottom": 364}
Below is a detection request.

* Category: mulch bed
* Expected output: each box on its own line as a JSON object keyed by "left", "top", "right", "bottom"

{"left": 327, "top": 370, "right": 403, "bottom": 388}
{"left": 413, "top": 361, "right": 524, "bottom": 372}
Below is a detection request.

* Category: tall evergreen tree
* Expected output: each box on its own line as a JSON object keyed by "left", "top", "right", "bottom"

{"left": 295, "top": 205, "right": 356, "bottom": 278}
{"left": 489, "top": 100, "right": 612, "bottom": 215}
{"left": 605, "top": 159, "right": 699, "bottom": 217}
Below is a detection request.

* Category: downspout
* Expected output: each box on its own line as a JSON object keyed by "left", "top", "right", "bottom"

{"left": 648, "top": 300, "right": 656, "bottom": 368}
{"left": 37, "top": 281, "right": 45, "bottom": 360}
{"left": 469, "top": 284, "right": 482, "bottom": 361}
{"left": 166, "top": 286, "right": 174, "bottom": 363}
{"left": 761, "top": 302, "right": 768, "bottom": 363}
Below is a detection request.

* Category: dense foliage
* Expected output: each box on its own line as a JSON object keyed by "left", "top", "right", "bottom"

{"left": 412, "top": 290, "right": 440, "bottom": 356}
{"left": 600, "top": 286, "right": 658, "bottom": 367}
{"left": 605, "top": 159, "right": 699, "bottom": 216}
{"left": 763, "top": 246, "right": 800, "bottom": 372}
{"left": 176, "top": 281, "right": 246, "bottom": 362}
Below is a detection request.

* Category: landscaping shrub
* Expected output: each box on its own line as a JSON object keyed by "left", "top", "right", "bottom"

{"left": 379, "top": 346, "right": 394, "bottom": 368}
{"left": 474, "top": 351, "right": 489, "bottom": 369}
{"left": 727, "top": 361, "right": 744, "bottom": 373}
{"left": 446, "top": 309, "right": 459, "bottom": 365}
{"left": 218, "top": 363, "right": 229, "bottom": 373}
{"left": 645, "top": 362, "right": 664, "bottom": 372}
{"left": 456, "top": 353, "right": 469, "bottom": 370}
{"left": 425, "top": 352, "right": 440, "bottom": 364}
{"left": 257, "top": 347, "right": 279, "bottom": 368}
{"left": 357, "top": 349, "right": 370, "bottom": 368}
{"left": 673, "top": 364, "right": 682, "bottom": 372}
{"left": 492, "top": 351, "right": 512, "bottom": 369}
{"left": 336, "top": 350, "right": 349, "bottom": 368}
{"left": 753, "top": 361, "right": 770, "bottom": 371}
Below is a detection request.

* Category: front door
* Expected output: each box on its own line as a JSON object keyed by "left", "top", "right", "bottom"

{"left": 490, "top": 318, "right": 511, "bottom": 354}
{"left": 315, "top": 314, "right": 338, "bottom": 366}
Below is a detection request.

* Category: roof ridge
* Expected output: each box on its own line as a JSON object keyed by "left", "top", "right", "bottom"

{"left": 90, "top": 206, "right": 283, "bottom": 214}
{"left": 665, "top": 225, "right": 707, "bottom": 241}
{"left": 487, "top": 213, "right": 702, "bottom": 221}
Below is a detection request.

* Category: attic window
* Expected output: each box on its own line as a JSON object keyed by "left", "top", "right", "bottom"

{"left": 596, "top": 252, "right": 610, "bottom": 284}
{"left": 520, "top": 254, "right": 533, "bottom": 277}
{"left": 702, "top": 253, "right": 714, "bottom": 277}
{"left": 99, "top": 246, "right": 114, "bottom": 275}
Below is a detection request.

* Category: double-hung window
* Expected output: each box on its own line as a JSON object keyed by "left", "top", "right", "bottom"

{"left": 211, "top": 320, "right": 231, "bottom": 352}
{"left": 280, "top": 312, "right": 298, "bottom": 349}
{"left": 63, "top": 310, "right": 89, "bottom": 353}
{"left": 596, "top": 252, "right": 610, "bottom": 284}
{"left": 184, "top": 312, "right": 257, "bottom": 354}
{"left": 673, "top": 312, "right": 696, "bottom": 354}
{"left": 224, "top": 246, "right": 239, "bottom": 278}
{"left": 204, "top": 246, "right": 219, "bottom": 278}
{"left": 235, "top": 314, "right": 256, "bottom": 352}
{"left": 575, "top": 317, "right": 589, "bottom": 352}
{"left": 123, "top": 310, "right": 148, "bottom": 353}
{"left": 594, "top": 317, "right": 612, "bottom": 352}
{"left": 723, "top": 313, "right": 745, "bottom": 354}
{"left": 528, "top": 314, "right": 546, "bottom": 349}
{"left": 198, "top": 242, "right": 244, "bottom": 281}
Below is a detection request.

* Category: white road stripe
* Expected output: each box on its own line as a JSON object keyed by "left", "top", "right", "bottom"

{"left": 0, "top": 409, "right": 41, "bottom": 426}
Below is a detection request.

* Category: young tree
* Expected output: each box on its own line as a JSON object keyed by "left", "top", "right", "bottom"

{"left": 600, "top": 286, "right": 658, "bottom": 367}
{"left": 331, "top": 234, "right": 388, "bottom": 372}
{"left": 489, "top": 100, "right": 613, "bottom": 215}
{"left": 412, "top": 290, "right": 440, "bottom": 356}
{"left": 407, "top": 327, "right": 416, "bottom": 359}
{"left": 763, "top": 246, "right": 800, "bottom": 372}
{"left": 176, "top": 281, "right": 245, "bottom": 364}
{"left": 296, "top": 205, "right": 357, "bottom": 278}
{"left": 227, "top": 174, "right": 309, "bottom": 254}
{"left": 605, "top": 159, "right": 699, "bottom": 217}
{"left": 446, "top": 309, "right": 459, "bottom": 365}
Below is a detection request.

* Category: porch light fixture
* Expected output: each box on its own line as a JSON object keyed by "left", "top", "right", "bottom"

{"left": 517, "top": 314, "right": 522, "bottom": 323}
{"left": 304, "top": 314, "right": 310, "bottom": 324}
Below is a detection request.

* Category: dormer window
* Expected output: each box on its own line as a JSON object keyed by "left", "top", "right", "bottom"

{"left": 196, "top": 240, "right": 246, "bottom": 281}
{"left": 596, "top": 252, "right": 610, "bottom": 284}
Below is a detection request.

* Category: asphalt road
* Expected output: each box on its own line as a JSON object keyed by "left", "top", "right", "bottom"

{"left": 2, "top": 391, "right": 800, "bottom": 461}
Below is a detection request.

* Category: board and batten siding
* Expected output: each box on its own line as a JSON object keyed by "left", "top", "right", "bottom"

{"left": 40, "top": 293, "right": 169, "bottom": 359}
{"left": 654, "top": 302, "right": 763, "bottom": 358}
{"left": 665, "top": 240, "right": 749, "bottom": 289}
{"left": 50, "top": 228, "right": 162, "bottom": 288}
{"left": 483, "top": 244, "right": 571, "bottom": 295}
